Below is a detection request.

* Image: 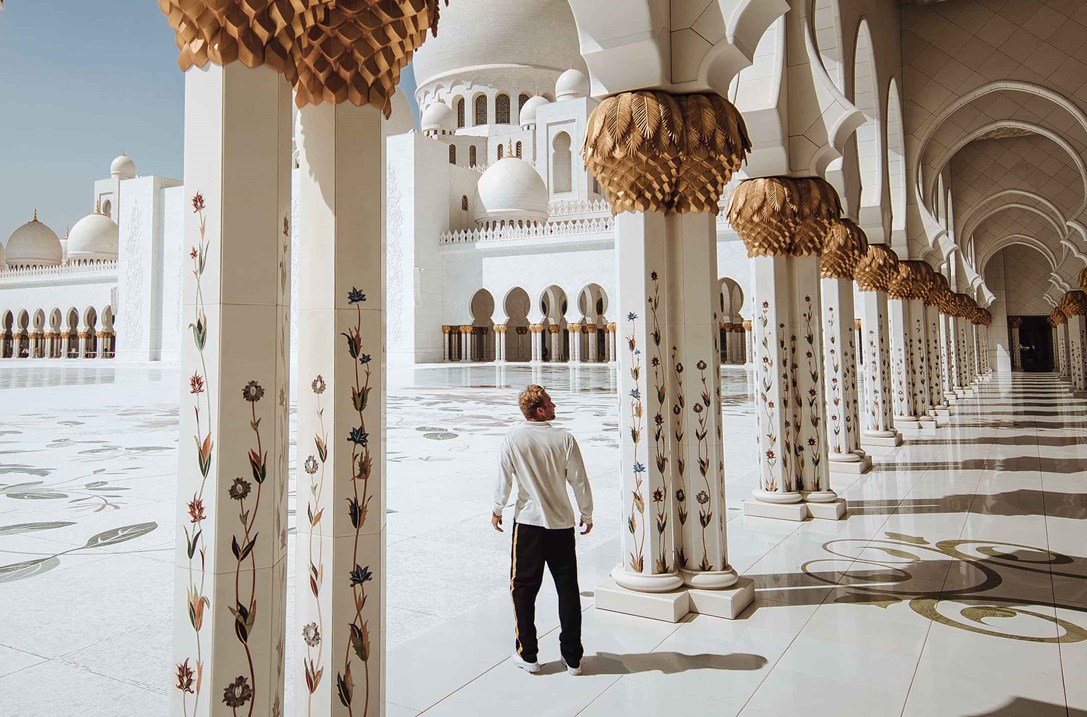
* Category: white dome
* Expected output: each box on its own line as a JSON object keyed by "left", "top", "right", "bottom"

{"left": 5, "top": 213, "right": 62, "bottom": 267}
{"left": 0, "top": 238, "right": 6, "bottom": 269}
{"left": 555, "top": 69, "right": 589, "bottom": 101}
{"left": 421, "top": 102, "right": 455, "bottom": 134}
{"left": 519, "top": 96, "right": 551, "bottom": 126}
{"left": 472, "top": 157, "right": 549, "bottom": 226}
{"left": 110, "top": 154, "right": 136, "bottom": 179}
{"left": 412, "top": 0, "right": 585, "bottom": 92}
{"left": 67, "top": 210, "right": 119, "bottom": 261}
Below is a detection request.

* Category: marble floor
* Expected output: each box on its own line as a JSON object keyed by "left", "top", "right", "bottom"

{"left": 0, "top": 363, "right": 1084, "bottom": 716}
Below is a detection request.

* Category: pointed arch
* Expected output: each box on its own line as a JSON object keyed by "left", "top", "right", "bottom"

{"left": 887, "top": 77, "right": 906, "bottom": 251}
{"left": 852, "top": 19, "right": 882, "bottom": 219}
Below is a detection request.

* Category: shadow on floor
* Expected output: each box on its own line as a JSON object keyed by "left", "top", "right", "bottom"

{"left": 904, "top": 435, "right": 1083, "bottom": 447}
{"left": 871, "top": 456, "right": 1083, "bottom": 473}
{"left": 843, "top": 489, "right": 1087, "bottom": 518}
{"left": 534, "top": 651, "right": 769, "bottom": 676}
{"left": 967, "top": 697, "right": 1087, "bottom": 716}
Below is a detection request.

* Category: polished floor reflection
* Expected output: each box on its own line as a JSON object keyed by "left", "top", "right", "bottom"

{"left": 0, "top": 365, "right": 1084, "bottom": 716}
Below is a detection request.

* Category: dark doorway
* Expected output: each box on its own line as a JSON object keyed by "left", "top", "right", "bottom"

{"left": 1017, "top": 316, "right": 1053, "bottom": 371}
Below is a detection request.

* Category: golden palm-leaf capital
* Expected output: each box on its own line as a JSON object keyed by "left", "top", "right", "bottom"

{"left": 1062, "top": 289, "right": 1087, "bottom": 316}
{"left": 292, "top": 0, "right": 435, "bottom": 113}
{"left": 1079, "top": 266, "right": 1087, "bottom": 292}
{"left": 792, "top": 177, "right": 842, "bottom": 257}
{"left": 854, "top": 244, "right": 899, "bottom": 292}
{"left": 157, "top": 0, "right": 334, "bottom": 78}
{"left": 727, "top": 177, "right": 800, "bottom": 257}
{"left": 819, "top": 218, "right": 867, "bottom": 279}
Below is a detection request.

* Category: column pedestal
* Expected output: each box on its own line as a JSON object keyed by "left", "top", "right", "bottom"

{"left": 887, "top": 297, "right": 920, "bottom": 429}
{"left": 821, "top": 277, "right": 871, "bottom": 476}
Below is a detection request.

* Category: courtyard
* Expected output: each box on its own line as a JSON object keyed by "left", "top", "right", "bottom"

{"left": 0, "top": 364, "right": 1083, "bottom": 716}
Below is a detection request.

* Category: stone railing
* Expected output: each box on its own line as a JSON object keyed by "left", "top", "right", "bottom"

{"left": 440, "top": 216, "right": 615, "bottom": 246}
{"left": 547, "top": 198, "right": 611, "bottom": 218}
{"left": 0, "top": 260, "right": 118, "bottom": 281}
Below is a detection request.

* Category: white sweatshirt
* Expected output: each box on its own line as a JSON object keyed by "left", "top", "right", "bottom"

{"left": 492, "top": 420, "right": 593, "bottom": 529}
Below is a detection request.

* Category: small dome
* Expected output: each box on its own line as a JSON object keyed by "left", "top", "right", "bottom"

{"left": 110, "top": 153, "right": 136, "bottom": 179}
{"left": 421, "top": 102, "right": 456, "bottom": 134}
{"left": 472, "top": 157, "right": 548, "bottom": 226}
{"left": 5, "top": 212, "right": 63, "bottom": 267}
{"left": 519, "top": 96, "right": 551, "bottom": 126}
{"left": 67, "top": 209, "right": 119, "bottom": 261}
{"left": 555, "top": 69, "right": 589, "bottom": 101}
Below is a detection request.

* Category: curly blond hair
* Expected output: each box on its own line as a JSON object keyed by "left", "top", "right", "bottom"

{"left": 518, "top": 384, "right": 548, "bottom": 419}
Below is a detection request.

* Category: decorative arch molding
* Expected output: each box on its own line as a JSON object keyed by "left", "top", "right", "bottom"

{"left": 960, "top": 190, "right": 1072, "bottom": 247}
{"left": 913, "top": 81, "right": 1087, "bottom": 202}
{"left": 927, "top": 121, "right": 1087, "bottom": 218}
{"left": 810, "top": 0, "right": 845, "bottom": 92}
{"left": 978, "top": 234, "right": 1057, "bottom": 276}
{"left": 886, "top": 76, "right": 906, "bottom": 247}
{"left": 963, "top": 202, "right": 1068, "bottom": 253}
{"left": 800, "top": 0, "right": 865, "bottom": 178}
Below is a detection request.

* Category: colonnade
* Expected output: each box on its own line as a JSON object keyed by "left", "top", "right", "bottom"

{"left": 0, "top": 329, "right": 114, "bottom": 358}
{"left": 1050, "top": 286, "right": 1087, "bottom": 396}
{"left": 441, "top": 321, "right": 618, "bottom": 363}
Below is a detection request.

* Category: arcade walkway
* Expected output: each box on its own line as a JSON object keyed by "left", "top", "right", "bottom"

{"left": 0, "top": 366, "right": 1083, "bottom": 716}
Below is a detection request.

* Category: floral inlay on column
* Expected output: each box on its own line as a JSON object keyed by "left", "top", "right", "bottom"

{"left": 337, "top": 287, "right": 375, "bottom": 715}
{"left": 178, "top": 192, "right": 211, "bottom": 717}
{"left": 302, "top": 374, "right": 328, "bottom": 714}
{"left": 221, "top": 379, "right": 268, "bottom": 716}
{"left": 624, "top": 311, "right": 646, "bottom": 574}
{"left": 671, "top": 346, "right": 687, "bottom": 569}
{"left": 757, "top": 301, "right": 780, "bottom": 491}
{"left": 799, "top": 296, "right": 823, "bottom": 490}
{"left": 693, "top": 359, "right": 714, "bottom": 571}
{"left": 647, "top": 273, "right": 670, "bottom": 574}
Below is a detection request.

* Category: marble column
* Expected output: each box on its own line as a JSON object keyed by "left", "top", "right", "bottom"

{"left": 172, "top": 63, "right": 292, "bottom": 717}
{"left": 1063, "top": 292, "right": 1087, "bottom": 392}
{"left": 924, "top": 302, "right": 949, "bottom": 414}
{"left": 1057, "top": 318, "right": 1069, "bottom": 378}
{"left": 608, "top": 323, "right": 618, "bottom": 363}
{"left": 855, "top": 245, "right": 902, "bottom": 447}
{"left": 819, "top": 219, "right": 870, "bottom": 474}
{"left": 441, "top": 326, "right": 451, "bottom": 361}
{"left": 586, "top": 324, "right": 598, "bottom": 362}
{"left": 908, "top": 298, "right": 933, "bottom": 422}
{"left": 732, "top": 177, "right": 842, "bottom": 521}
{"left": 608, "top": 211, "right": 683, "bottom": 594}
{"left": 743, "top": 321, "right": 753, "bottom": 364}
{"left": 1010, "top": 317, "right": 1022, "bottom": 371}
{"left": 529, "top": 324, "right": 543, "bottom": 363}
{"left": 545, "top": 325, "right": 559, "bottom": 362}
{"left": 77, "top": 331, "right": 88, "bottom": 359}
{"left": 886, "top": 292, "right": 919, "bottom": 429}
{"left": 494, "top": 324, "right": 507, "bottom": 362}
{"left": 98, "top": 332, "right": 112, "bottom": 360}
{"left": 295, "top": 99, "right": 387, "bottom": 717}
{"left": 568, "top": 323, "right": 582, "bottom": 363}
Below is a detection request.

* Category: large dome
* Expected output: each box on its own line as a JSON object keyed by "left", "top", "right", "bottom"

{"left": 67, "top": 209, "right": 119, "bottom": 262}
{"left": 412, "top": 0, "right": 585, "bottom": 94}
{"left": 5, "top": 212, "right": 62, "bottom": 268}
{"left": 472, "top": 157, "right": 549, "bottom": 227}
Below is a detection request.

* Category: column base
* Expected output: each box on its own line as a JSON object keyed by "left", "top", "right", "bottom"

{"left": 595, "top": 578, "right": 690, "bottom": 622}
{"left": 861, "top": 431, "right": 903, "bottom": 447}
{"left": 1073, "top": 390, "right": 1087, "bottom": 399}
{"left": 680, "top": 567, "right": 738, "bottom": 590}
{"left": 610, "top": 566, "right": 684, "bottom": 593}
{"left": 894, "top": 415, "right": 922, "bottom": 429}
{"left": 806, "top": 498, "right": 847, "bottom": 520}
{"left": 934, "top": 405, "right": 950, "bottom": 418}
{"left": 688, "top": 577, "right": 755, "bottom": 619}
{"left": 743, "top": 499, "right": 807, "bottom": 521}
{"left": 829, "top": 455, "right": 873, "bottom": 474}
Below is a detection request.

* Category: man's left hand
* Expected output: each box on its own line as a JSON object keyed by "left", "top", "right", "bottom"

{"left": 580, "top": 519, "right": 592, "bottom": 536}
{"left": 491, "top": 512, "right": 504, "bottom": 532}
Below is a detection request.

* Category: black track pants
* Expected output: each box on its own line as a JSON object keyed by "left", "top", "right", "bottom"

{"left": 509, "top": 522, "right": 583, "bottom": 666}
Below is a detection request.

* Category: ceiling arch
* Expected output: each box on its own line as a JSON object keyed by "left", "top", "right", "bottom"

{"left": 978, "top": 234, "right": 1058, "bottom": 276}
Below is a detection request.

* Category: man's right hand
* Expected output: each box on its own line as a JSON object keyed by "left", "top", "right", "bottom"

{"left": 491, "top": 512, "right": 503, "bottom": 532}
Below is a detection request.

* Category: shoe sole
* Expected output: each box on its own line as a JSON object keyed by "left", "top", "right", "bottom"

{"left": 561, "top": 659, "right": 582, "bottom": 676}
{"left": 512, "top": 653, "right": 540, "bottom": 674}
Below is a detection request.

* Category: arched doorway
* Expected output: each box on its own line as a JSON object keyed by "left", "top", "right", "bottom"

{"left": 469, "top": 289, "right": 495, "bottom": 362}
{"left": 49, "top": 308, "right": 62, "bottom": 358}
{"left": 83, "top": 306, "right": 98, "bottom": 358}
{"left": 16, "top": 310, "right": 30, "bottom": 358}
{"left": 32, "top": 309, "right": 46, "bottom": 358}
{"left": 66, "top": 308, "right": 79, "bottom": 358}
{"left": 100, "top": 305, "right": 115, "bottom": 358}
{"left": 576, "top": 283, "right": 609, "bottom": 362}
{"left": 540, "top": 285, "right": 568, "bottom": 362}
{"left": 503, "top": 287, "right": 531, "bottom": 362}
{"left": 1, "top": 311, "right": 13, "bottom": 358}
{"left": 719, "top": 277, "right": 745, "bottom": 364}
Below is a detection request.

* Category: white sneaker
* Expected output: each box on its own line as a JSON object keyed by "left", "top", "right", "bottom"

{"left": 561, "top": 657, "right": 582, "bottom": 676}
{"left": 512, "top": 651, "right": 540, "bottom": 674}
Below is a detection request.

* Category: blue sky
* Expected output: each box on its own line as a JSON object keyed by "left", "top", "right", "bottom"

{"left": 0, "top": 2, "right": 416, "bottom": 240}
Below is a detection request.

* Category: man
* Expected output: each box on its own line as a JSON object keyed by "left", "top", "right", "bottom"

{"left": 492, "top": 384, "right": 593, "bottom": 676}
